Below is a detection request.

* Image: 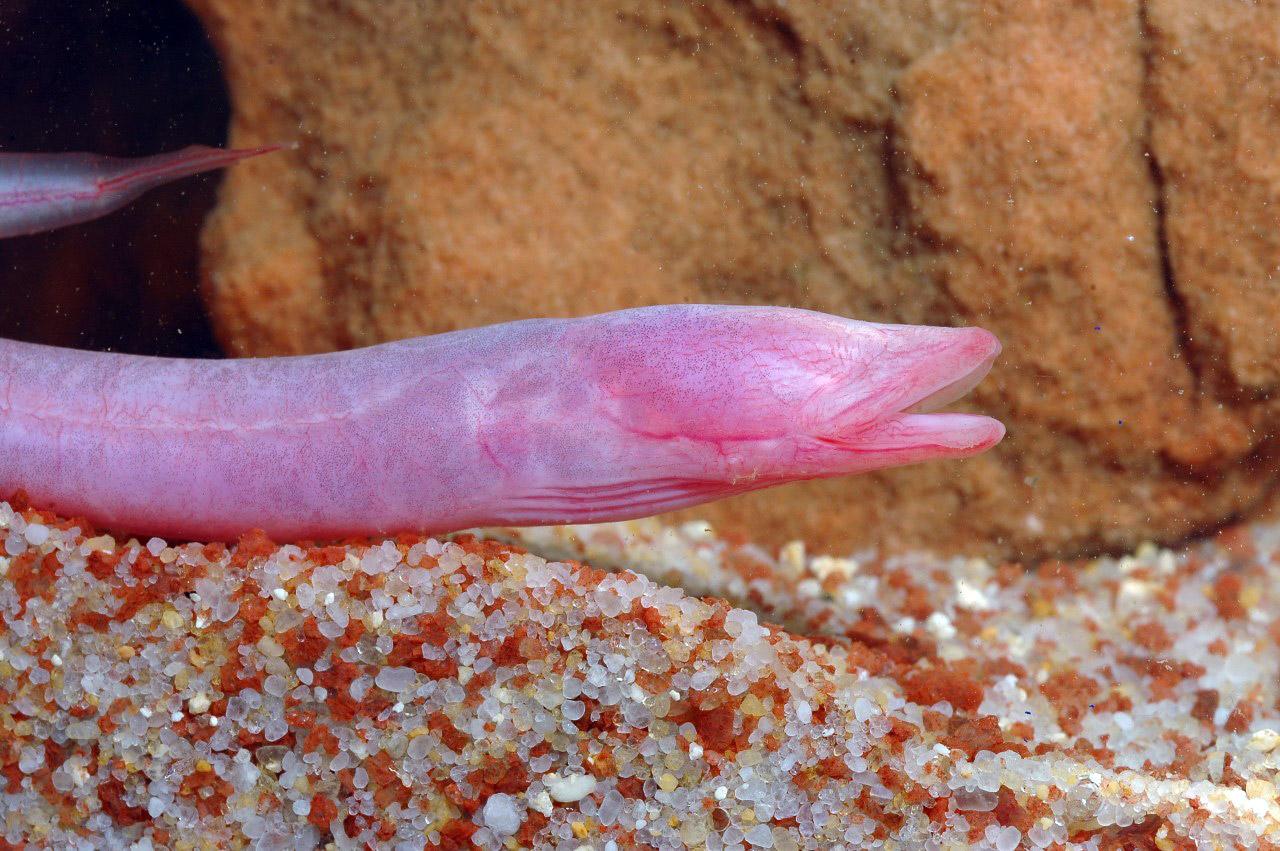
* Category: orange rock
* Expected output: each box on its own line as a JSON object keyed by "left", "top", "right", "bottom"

{"left": 188, "top": 0, "right": 1280, "bottom": 558}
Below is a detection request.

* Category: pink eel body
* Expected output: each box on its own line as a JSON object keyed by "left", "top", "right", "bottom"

{"left": 0, "top": 144, "right": 278, "bottom": 238}
{"left": 0, "top": 147, "right": 1005, "bottom": 541}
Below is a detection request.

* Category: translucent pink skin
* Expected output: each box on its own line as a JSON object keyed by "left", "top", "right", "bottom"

{"left": 0, "top": 304, "right": 1003, "bottom": 541}
{"left": 0, "top": 145, "right": 278, "bottom": 238}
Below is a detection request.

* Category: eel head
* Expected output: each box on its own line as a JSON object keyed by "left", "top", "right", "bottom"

{"left": 495, "top": 305, "right": 1004, "bottom": 524}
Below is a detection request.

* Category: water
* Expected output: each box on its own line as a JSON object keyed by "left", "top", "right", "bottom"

{"left": 1, "top": 3, "right": 1278, "bottom": 849}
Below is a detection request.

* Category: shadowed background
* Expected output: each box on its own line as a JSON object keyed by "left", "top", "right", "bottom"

{"left": 0, "top": 0, "right": 227, "bottom": 357}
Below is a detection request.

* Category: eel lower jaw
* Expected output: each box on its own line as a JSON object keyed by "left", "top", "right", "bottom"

{"left": 856, "top": 412, "right": 1006, "bottom": 453}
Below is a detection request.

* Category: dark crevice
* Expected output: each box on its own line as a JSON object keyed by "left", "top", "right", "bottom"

{"left": 1137, "top": 0, "right": 1201, "bottom": 395}
{"left": 880, "top": 120, "right": 913, "bottom": 259}
{"left": 728, "top": 0, "right": 805, "bottom": 64}
{"left": 1143, "top": 146, "right": 1201, "bottom": 392}
{"left": 878, "top": 113, "right": 955, "bottom": 262}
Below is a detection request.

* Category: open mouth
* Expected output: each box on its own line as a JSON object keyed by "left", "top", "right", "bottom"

{"left": 826, "top": 330, "right": 1005, "bottom": 457}
{"left": 902, "top": 349, "right": 999, "bottom": 415}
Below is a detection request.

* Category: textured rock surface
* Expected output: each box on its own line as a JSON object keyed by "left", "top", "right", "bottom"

{"left": 189, "top": 0, "right": 1280, "bottom": 559}
{"left": 1147, "top": 0, "right": 1280, "bottom": 399}
{"left": 4, "top": 500, "right": 1280, "bottom": 848}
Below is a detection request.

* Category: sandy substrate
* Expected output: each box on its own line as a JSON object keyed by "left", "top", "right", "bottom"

{"left": 1, "top": 498, "right": 1278, "bottom": 849}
